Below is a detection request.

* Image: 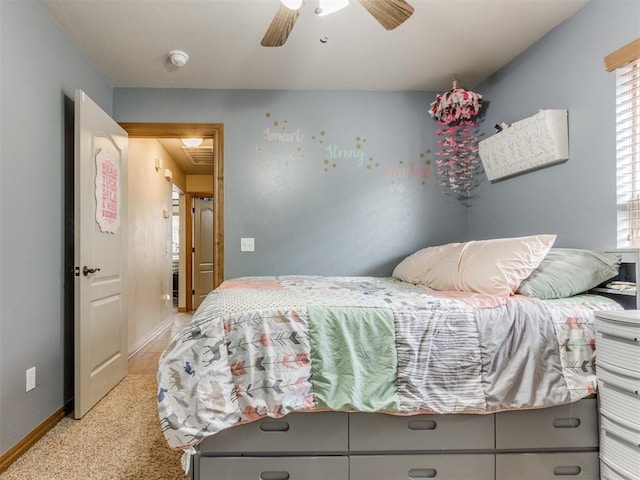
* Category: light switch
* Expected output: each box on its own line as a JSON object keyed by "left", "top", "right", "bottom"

{"left": 240, "top": 237, "right": 255, "bottom": 252}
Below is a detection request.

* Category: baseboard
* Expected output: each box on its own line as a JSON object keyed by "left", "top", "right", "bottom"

{"left": 177, "top": 307, "right": 188, "bottom": 313}
{"left": 0, "top": 400, "right": 73, "bottom": 474}
{"left": 128, "top": 316, "right": 175, "bottom": 359}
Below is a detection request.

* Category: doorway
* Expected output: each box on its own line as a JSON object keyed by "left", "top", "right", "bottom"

{"left": 190, "top": 194, "right": 214, "bottom": 310}
{"left": 119, "top": 123, "right": 224, "bottom": 313}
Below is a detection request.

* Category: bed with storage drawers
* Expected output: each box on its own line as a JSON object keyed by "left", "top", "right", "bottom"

{"left": 157, "top": 237, "right": 632, "bottom": 479}
{"left": 191, "top": 398, "right": 601, "bottom": 480}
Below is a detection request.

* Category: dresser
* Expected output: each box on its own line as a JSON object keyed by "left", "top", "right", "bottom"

{"left": 595, "top": 310, "right": 640, "bottom": 479}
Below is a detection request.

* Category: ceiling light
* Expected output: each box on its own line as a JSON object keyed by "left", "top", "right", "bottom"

{"left": 315, "top": 0, "right": 348, "bottom": 16}
{"left": 181, "top": 138, "right": 203, "bottom": 148}
{"left": 280, "top": 0, "right": 303, "bottom": 9}
{"left": 168, "top": 50, "right": 189, "bottom": 68}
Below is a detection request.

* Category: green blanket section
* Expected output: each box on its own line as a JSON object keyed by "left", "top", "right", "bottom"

{"left": 307, "top": 306, "right": 399, "bottom": 412}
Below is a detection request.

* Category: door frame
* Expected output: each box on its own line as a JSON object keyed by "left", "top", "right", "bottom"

{"left": 118, "top": 123, "right": 224, "bottom": 309}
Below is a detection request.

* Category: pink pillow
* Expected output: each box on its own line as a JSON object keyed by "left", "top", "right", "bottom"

{"left": 394, "top": 235, "right": 557, "bottom": 296}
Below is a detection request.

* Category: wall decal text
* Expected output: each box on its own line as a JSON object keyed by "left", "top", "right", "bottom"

{"left": 264, "top": 127, "right": 304, "bottom": 143}
{"left": 325, "top": 144, "right": 366, "bottom": 166}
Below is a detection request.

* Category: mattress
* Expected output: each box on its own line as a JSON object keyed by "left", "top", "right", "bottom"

{"left": 156, "top": 275, "right": 621, "bottom": 458}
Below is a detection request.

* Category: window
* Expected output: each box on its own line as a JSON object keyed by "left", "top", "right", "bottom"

{"left": 606, "top": 38, "right": 640, "bottom": 247}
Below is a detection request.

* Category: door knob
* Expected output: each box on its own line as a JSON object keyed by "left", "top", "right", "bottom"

{"left": 82, "top": 266, "right": 101, "bottom": 276}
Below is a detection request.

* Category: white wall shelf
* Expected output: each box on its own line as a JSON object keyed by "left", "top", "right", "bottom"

{"left": 479, "top": 109, "right": 569, "bottom": 182}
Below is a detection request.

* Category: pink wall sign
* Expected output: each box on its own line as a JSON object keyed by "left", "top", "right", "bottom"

{"left": 95, "top": 149, "right": 120, "bottom": 233}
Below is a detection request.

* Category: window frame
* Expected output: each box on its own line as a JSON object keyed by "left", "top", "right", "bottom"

{"left": 606, "top": 38, "right": 640, "bottom": 247}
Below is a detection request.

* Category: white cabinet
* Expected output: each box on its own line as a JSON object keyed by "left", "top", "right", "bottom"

{"left": 595, "top": 310, "right": 640, "bottom": 479}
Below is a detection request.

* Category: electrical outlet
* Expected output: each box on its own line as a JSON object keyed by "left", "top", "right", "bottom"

{"left": 240, "top": 237, "right": 255, "bottom": 252}
{"left": 26, "top": 367, "right": 36, "bottom": 392}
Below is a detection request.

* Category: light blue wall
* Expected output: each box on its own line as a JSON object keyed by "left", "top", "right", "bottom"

{"left": 114, "top": 89, "right": 467, "bottom": 279}
{"left": 469, "top": 0, "right": 640, "bottom": 248}
{"left": 0, "top": 0, "right": 112, "bottom": 456}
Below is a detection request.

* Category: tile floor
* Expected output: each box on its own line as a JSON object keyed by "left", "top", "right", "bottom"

{"left": 128, "top": 311, "right": 192, "bottom": 375}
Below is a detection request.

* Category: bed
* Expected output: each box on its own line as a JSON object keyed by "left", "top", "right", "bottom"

{"left": 157, "top": 236, "right": 629, "bottom": 480}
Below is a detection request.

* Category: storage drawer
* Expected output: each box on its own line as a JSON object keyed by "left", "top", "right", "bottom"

{"left": 597, "top": 364, "right": 640, "bottom": 430}
{"left": 198, "top": 456, "right": 349, "bottom": 480}
{"left": 197, "top": 412, "right": 348, "bottom": 454}
{"left": 495, "top": 399, "right": 598, "bottom": 449}
{"left": 595, "top": 312, "right": 640, "bottom": 375}
{"left": 496, "top": 452, "right": 599, "bottom": 480}
{"left": 349, "top": 412, "right": 494, "bottom": 451}
{"left": 600, "top": 458, "right": 636, "bottom": 480}
{"left": 600, "top": 415, "right": 640, "bottom": 478}
{"left": 350, "top": 454, "right": 494, "bottom": 480}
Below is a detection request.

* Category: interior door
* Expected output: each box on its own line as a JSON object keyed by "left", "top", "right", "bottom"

{"left": 193, "top": 196, "right": 214, "bottom": 309}
{"left": 74, "top": 89, "right": 128, "bottom": 418}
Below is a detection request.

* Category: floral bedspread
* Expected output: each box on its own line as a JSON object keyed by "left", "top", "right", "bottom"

{"left": 156, "top": 276, "right": 621, "bottom": 463}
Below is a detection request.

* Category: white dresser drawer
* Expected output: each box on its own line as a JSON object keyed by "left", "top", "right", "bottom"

{"left": 600, "top": 459, "right": 635, "bottom": 480}
{"left": 349, "top": 412, "right": 494, "bottom": 451}
{"left": 197, "top": 412, "right": 348, "bottom": 454}
{"left": 350, "top": 454, "right": 494, "bottom": 480}
{"left": 198, "top": 456, "right": 349, "bottom": 480}
{"left": 597, "top": 364, "right": 640, "bottom": 430}
{"left": 600, "top": 415, "right": 640, "bottom": 478}
{"left": 496, "top": 452, "right": 600, "bottom": 480}
{"left": 495, "top": 399, "right": 598, "bottom": 449}
{"left": 595, "top": 311, "right": 640, "bottom": 374}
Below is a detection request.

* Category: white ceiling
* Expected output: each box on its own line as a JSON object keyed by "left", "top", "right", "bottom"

{"left": 43, "top": 0, "right": 589, "bottom": 92}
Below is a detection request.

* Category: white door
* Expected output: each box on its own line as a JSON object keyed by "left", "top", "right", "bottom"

{"left": 193, "top": 196, "right": 214, "bottom": 309}
{"left": 74, "top": 89, "right": 128, "bottom": 419}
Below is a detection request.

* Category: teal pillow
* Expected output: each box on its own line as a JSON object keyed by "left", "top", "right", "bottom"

{"left": 517, "top": 249, "right": 621, "bottom": 299}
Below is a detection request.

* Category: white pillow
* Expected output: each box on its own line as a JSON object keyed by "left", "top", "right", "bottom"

{"left": 394, "top": 235, "right": 557, "bottom": 296}
{"left": 392, "top": 242, "right": 462, "bottom": 284}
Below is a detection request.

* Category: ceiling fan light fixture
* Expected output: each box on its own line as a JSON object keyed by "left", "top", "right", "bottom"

{"left": 181, "top": 138, "right": 204, "bottom": 148}
{"left": 316, "top": 0, "right": 349, "bottom": 16}
{"left": 280, "top": 0, "right": 303, "bottom": 9}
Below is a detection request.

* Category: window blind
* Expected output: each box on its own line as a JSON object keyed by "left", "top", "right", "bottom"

{"left": 609, "top": 40, "right": 640, "bottom": 247}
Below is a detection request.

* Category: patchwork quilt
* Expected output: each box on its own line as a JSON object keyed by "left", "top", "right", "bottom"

{"left": 156, "top": 276, "right": 621, "bottom": 461}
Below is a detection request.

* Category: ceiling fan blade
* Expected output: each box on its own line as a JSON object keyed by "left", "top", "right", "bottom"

{"left": 358, "top": 0, "right": 414, "bottom": 30}
{"left": 261, "top": 4, "right": 302, "bottom": 47}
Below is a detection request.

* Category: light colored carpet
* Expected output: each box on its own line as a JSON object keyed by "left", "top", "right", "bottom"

{"left": 0, "top": 375, "right": 188, "bottom": 480}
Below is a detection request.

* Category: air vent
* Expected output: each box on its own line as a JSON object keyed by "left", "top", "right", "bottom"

{"left": 181, "top": 146, "right": 214, "bottom": 166}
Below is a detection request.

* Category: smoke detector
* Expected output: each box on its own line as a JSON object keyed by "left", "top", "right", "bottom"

{"left": 168, "top": 50, "right": 189, "bottom": 67}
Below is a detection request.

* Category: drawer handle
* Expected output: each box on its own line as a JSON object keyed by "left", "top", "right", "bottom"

{"left": 260, "top": 472, "right": 290, "bottom": 480}
{"left": 605, "top": 429, "right": 640, "bottom": 449}
{"left": 408, "top": 468, "right": 437, "bottom": 478}
{"left": 601, "top": 331, "right": 639, "bottom": 344}
{"left": 408, "top": 420, "right": 437, "bottom": 431}
{"left": 553, "top": 466, "right": 582, "bottom": 476}
{"left": 259, "top": 421, "right": 290, "bottom": 432}
{"left": 552, "top": 418, "right": 581, "bottom": 429}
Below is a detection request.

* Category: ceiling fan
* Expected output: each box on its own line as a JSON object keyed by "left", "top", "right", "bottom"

{"left": 261, "top": 0, "right": 415, "bottom": 47}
